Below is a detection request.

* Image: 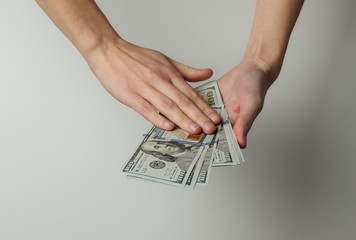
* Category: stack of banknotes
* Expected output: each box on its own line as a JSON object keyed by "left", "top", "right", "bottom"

{"left": 121, "top": 80, "right": 245, "bottom": 188}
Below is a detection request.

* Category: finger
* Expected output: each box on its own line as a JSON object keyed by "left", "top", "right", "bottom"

{"left": 170, "top": 77, "right": 221, "bottom": 125}
{"left": 233, "top": 102, "right": 261, "bottom": 149}
{"left": 151, "top": 78, "right": 218, "bottom": 134}
{"left": 169, "top": 58, "right": 213, "bottom": 82}
{"left": 233, "top": 121, "right": 248, "bottom": 149}
{"left": 138, "top": 85, "right": 204, "bottom": 134}
{"left": 127, "top": 93, "right": 175, "bottom": 131}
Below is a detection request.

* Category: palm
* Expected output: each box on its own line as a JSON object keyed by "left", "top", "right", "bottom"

{"left": 217, "top": 62, "right": 268, "bottom": 148}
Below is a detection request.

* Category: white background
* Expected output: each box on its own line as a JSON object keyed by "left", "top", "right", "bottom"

{"left": 1, "top": 1, "right": 356, "bottom": 239}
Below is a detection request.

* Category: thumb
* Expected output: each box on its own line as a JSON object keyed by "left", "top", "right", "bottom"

{"left": 169, "top": 58, "right": 213, "bottom": 82}
{"left": 233, "top": 119, "right": 249, "bottom": 149}
{"left": 233, "top": 103, "right": 261, "bottom": 149}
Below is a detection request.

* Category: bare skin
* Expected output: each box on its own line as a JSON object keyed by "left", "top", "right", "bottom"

{"left": 218, "top": 0, "right": 304, "bottom": 148}
{"left": 34, "top": 0, "right": 304, "bottom": 148}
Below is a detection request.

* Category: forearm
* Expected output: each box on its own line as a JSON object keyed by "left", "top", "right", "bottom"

{"left": 35, "top": 0, "right": 121, "bottom": 58}
{"left": 244, "top": 0, "right": 304, "bottom": 86}
{"left": 35, "top": 0, "right": 220, "bottom": 135}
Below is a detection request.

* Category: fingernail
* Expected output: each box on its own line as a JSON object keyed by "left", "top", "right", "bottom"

{"left": 189, "top": 122, "right": 200, "bottom": 132}
{"left": 164, "top": 121, "right": 173, "bottom": 129}
{"left": 203, "top": 122, "right": 215, "bottom": 131}
{"left": 209, "top": 112, "right": 220, "bottom": 123}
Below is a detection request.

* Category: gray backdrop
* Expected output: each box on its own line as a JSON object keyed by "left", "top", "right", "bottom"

{"left": 1, "top": 1, "right": 355, "bottom": 239}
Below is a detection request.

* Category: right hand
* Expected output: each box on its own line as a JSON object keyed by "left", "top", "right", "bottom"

{"left": 84, "top": 38, "right": 221, "bottom": 134}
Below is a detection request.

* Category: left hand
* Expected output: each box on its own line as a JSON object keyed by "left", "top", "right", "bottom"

{"left": 218, "top": 59, "right": 269, "bottom": 148}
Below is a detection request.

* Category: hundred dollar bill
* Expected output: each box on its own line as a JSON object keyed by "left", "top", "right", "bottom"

{"left": 185, "top": 106, "right": 221, "bottom": 188}
{"left": 222, "top": 108, "right": 245, "bottom": 164}
{"left": 222, "top": 109, "right": 245, "bottom": 163}
{"left": 213, "top": 122, "right": 234, "bottom": 166}
{"left": 185, "top": 121, "right": 220, "bottom": 188}
{"left": 212, "top": 107, "right": 242, "bottom": 166}
{"left": 196, "top": 133, "right": 218, "bottom": 186}
{"left": 123, "top": 80, "right": 245, "bottom": 188}
{"left": 190, "top": 106, "right": 222, "bottom": 186}
{"left": 195, "top": 81, "right": 245, "bottom": 164}
{"left": 122, "top": 125, "right": 212, "bottom": 187}
{"left": 195, "top": 80, "right": 224, "bottom": 107}
{"left": 185, "top": 135, "right": 214, "bottom": 188}
{"left": 185, "top": 147, "right": 208, "bottom": 188}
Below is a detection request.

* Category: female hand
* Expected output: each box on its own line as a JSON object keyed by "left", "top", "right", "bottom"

{"left": 85, "top": 39, "right": 221, "bottom": 134}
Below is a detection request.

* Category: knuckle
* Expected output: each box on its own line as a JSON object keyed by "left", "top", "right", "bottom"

{"left": 147, "top": 69, "right": 162, "bottom": 79}
{"left": 177, "top": 94, "right": 191, "bottom": 107}
{"left": 149, "top": 71, "right": 170, "bottom": 85}
{"left": 159, "top": 97, "right": 175, "bottom": 109}
{"left": 166, "top": 65, "right": 181, "bottom": 76}
{"left": 186, "top": 89, "right": 202, "bottom": 101}
{"left": 142, "top": 65, "right": 162, "bottom": 78}
{"left": 138, "top": 101, "right": 154, "bottom": 117}
{"left": 118, "top": 90, "right": 135, "bottom": 105}
{"left": 150, "top": 113, "right": 161, "bottom": 126}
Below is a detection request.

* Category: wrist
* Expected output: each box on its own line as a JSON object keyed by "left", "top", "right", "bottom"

{"left": 80, "top": 34, "right": 130, "bottom": 76}
{"left": 243, "top": 39, "right": 286, "bottom": 84}
{"left": 235, "top": 57, "right": 270, "bottom": 89}
{"left": 242, "top": 0, "right": 304, "bottom": 84}
{"left": 77, "top": 30, "right": 123, "bottom": 60}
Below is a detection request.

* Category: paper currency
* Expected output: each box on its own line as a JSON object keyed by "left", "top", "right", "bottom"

{"left": 212, "top": 108, "right": 242, "bottom": 166}
{"left": 195, "top": 80, "right": 224, "bottom": 107}
{"left": 185, "top": 106, "right": 222, "bottom": 188}
{"left": 196, "top": 133, "right": 218, "bottom": 186}
{"left": 122, "top": 125, "right": 212, "bottom": 187}
{"left": 196, "top": 81, "right": 243, "bottom": 166}
{"left": 185, "top": 137, "right": 211, "bottom": 188}
{"left": 122, "top": 80, "right": 245, "bottom": 188}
